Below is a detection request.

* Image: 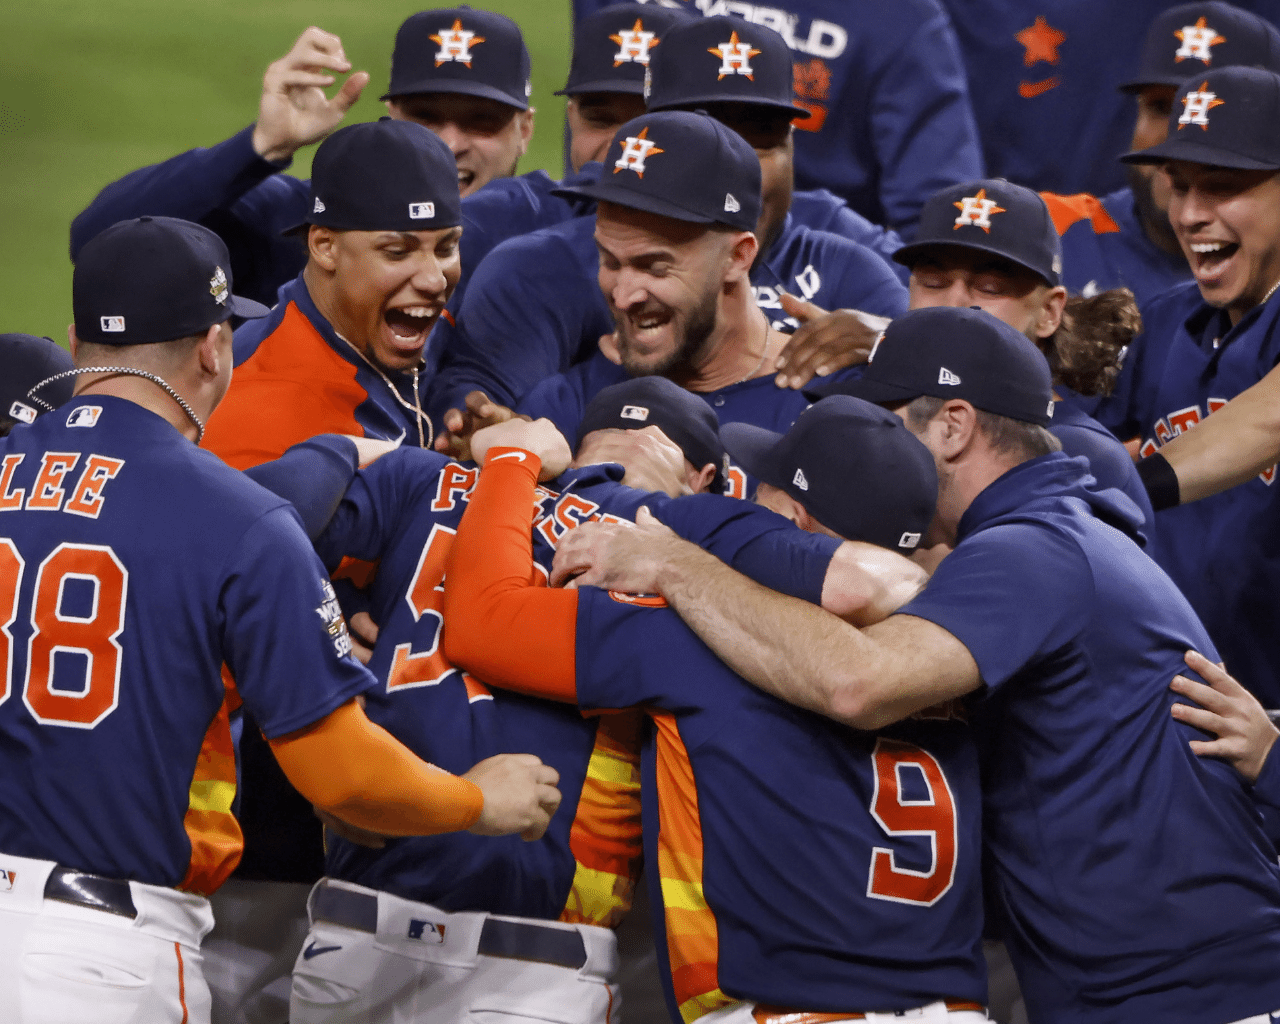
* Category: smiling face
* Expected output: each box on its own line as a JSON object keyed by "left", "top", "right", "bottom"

{"left": 595, "top": 202, "right": 736, "bottom": 378}
{"left": 389, "top": 94, "right": 533, "bottom": 196}
{"left": 906, "top": 246, "right": 1062, "bottom": 340}
{"left": 1166, "top": 160, "right": 1280, "bottom": 324}
{"left": 307, "top": 226, "right": 462, "bottom": 372}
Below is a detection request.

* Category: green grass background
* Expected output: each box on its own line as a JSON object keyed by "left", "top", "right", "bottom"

{"left": 0, "top": 1, "right": 572, "bottom": 341}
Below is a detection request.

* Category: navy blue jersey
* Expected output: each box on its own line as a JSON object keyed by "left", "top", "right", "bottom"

{"left": 900, "top": 452, "right": 1280, "bottom": 1024}
{"left": 1096, "top": 284, "right": 1280, "bottom": 707}
{"left": 573, "top": 590, "right": 985, "bottom": 1019}
{"left": 292, "top": 448, "right": 835, "bottom": 916}
{"left": 428, "top": 210, "right": 906, "bottom": 425}
{"left": 573, "top": 0, "right": 984, "bottom": 234}
{"left": 1049, "top": 394, "right": 1153, "bottom": 533}
{"left": 0, "top": 398, "right": 374, "bottom": 893}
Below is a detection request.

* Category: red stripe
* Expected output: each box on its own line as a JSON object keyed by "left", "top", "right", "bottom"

{"left": 174, "top": 942, "right": 189, "bottom": 1024}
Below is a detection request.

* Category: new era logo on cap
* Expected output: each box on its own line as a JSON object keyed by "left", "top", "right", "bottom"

{"left": 710, "top": 30, "right": 761, "bottom": 79}
{"left": 1047, "top": 400, "right": 1055, "bottom": 418}
{"left": 1179, "top": 81, "right": 1225, "bottom": 128}
{"left": 953, "top": 189, "right": 1007, "bottom": 232}
{"left": 313, "top": 198, "right": 326, "bottom": 214}
{"left": 938, "top": 367, "right": 962, "bottom": 386}
{"left": 898, "top": 531, "right": 922, "bottom": 550}
{"left": 612, "top": 19, "right": 659, "bottom": 65}
{"left": 432, "top": 19, "right": 484, "bottom": 66}
{"left": 792, "top": 467, "right": 809, "bottom": 491}
{"left": 409, "top": 202, "right": 436, "bottom": 219}
{"left": 9, "top": 401, "right": 36, "bottom": 425}
{"left": 100, "top": 316, "right": 125, "bottom": 333}
{"left": 1175, "top": 17, "right": 1226, "bottom": 63}
{"left": 621, "top": 404, "right": 649, "bottom": 421}
{"left": 724, "top": 193, "right": 740, "bottom": 213}
{"left": 614, "top": 127, "right": 664, "bottom": 177}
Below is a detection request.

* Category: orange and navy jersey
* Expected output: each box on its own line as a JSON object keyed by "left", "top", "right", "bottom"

{"left": 0, "top": 398, "right": 375, "bottom": 892}
{"left": 202, "top": 275, "right": 431, "bottom": 471}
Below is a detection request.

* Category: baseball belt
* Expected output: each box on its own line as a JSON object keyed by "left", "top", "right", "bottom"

{"left": 311, "top": 883, "right": 589, "bottom": 970}
{"left": 43, "top": 865, "right": 138, "bottom": 919}
{"left": 751, "top": 1002, "right": 987, "bottom": 1023}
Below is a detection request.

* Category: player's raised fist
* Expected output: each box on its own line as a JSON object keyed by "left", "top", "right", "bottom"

{"left": 252, "top": 26, "right": 370, "bottom": 164}
{"left": 435, "top": 390, "right": 522, "bottom": 461}
{"left": 473, "top": 418, "right": 572, "bottom": 482}
{"left": 464, "top": 753, "right": 562, "bottom": 841}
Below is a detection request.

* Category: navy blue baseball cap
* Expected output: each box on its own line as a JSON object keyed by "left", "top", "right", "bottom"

{"left": 577, "top": 376, "right": 727, "bottom": 492}
{"left": 383, "top": 7, "right": 531, "bottom": 109}
{"left": 645, "top": 15, "right": 810, "bottom": 120}
{"left": 297, "top": 120, "right": 463, "bottom": 234}
{"left": 722, "top": 396, "right": 937, "bottom": 551}
{"left": 1, "top": 334, "right": 74, "bottom": 425}
{"left": 1120, "top": 2, "right": 1280, "bottom": 92}
{"left": 557, "top": 4, "right": 692, "bottom": 97}
{"left": 1122, "top": 66, "right": 1280, "bottom": 169}
{"left": 73, "top": 217, "right": 269, "bottom": 346}
{"left": 815, "top": 306, "right": 1056, "bottom": 427}
{"left": 893, "top": 179, "right": 1063, "bottom": 287}
{"left": 553, "top": 110, "right": 761, "bottom": 230}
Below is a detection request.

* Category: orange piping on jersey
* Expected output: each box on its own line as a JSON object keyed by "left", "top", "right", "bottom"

{"left": 651, "top": 711, "right": 732, "bottom": 1023}
{"left": 179, "top": 664, "right": 243, "bottom": 895}
{"left": 201, "top": 301, "right": 369, "bottom": 470}
{"left": 1040, "top": 192, "right": 1121, "bottom": 237}
{"left": 442, "top": 450, "right": 579, "bottom": 703}
{"left": 560, "top": 710, "right": 644, "bottom": 928}
{"left": 175, "top": 943, "right": 189, "bottom": 1024}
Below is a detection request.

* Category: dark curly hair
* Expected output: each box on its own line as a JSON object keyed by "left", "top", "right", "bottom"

{"left": 1038, "top": 288, "right": 1143, "bottom": 397}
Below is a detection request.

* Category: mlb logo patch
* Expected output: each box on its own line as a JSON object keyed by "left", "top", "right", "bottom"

{"left": 67, "top": 406, "right": 102, "bottom": 428}
{"left": 0, "top": 868, "right": 15, "bottom": 892}
{"left": 409, "top": 202, "right": 436, "bottom": 220}
{"left": 9, "top": 401, "right": 36, "bottom": 425}
{"left": 407, "top": 919, "right": 446, "bottom": 943}
{"left": 620, "top": 405, "right": 649, "bottom": 421}
{"left": 100, "top": 316, "right": 125, "bottom": 333}
{"left": 898, "top": 531, "right": 922, "bottom": 550}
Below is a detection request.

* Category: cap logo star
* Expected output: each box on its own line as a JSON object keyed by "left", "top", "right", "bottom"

{"left": 431, "top": 19, "right": 485, "bottom": 67}
{"left": 953, "top": 189, "right": 1006, "bottom": 232}
{"left": 1175, "top": 17, "right": 1226, "bottom": 63}
{"left": 709, "top": 30, "right": 762, "bottom": 80}
{"left": 614, "top": 126, "right": 664, "bottom": 178}
{"left": 611, "top": 19, "right": 659, "bottom": 66}
{"left": 1178, "top": 83, "right": 1224, "bottom": 130}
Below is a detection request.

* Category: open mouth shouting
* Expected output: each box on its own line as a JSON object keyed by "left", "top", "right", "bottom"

{"left": 1188, "top": 240, "right": 1241, "bottom": 284}
{"left": 383, "top": 304, "right": 441, "bottom": 360}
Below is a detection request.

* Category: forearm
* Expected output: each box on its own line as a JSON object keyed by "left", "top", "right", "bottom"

{"left": 822, "top": 541, "right": 928, "bottom": 626}
{"left": 269, "top": 701, "right": 483, "bottom": 836}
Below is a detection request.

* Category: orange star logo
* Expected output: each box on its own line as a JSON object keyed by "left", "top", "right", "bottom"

{"left": 613, "top": 126, "right": 665, "bottom": 178}
{"left": 953, "top": 188, "right": 1007, "bottom": 233}
{"left": 430, "top": 19, "right": 486, "bottom": 68}
{"left": 1174, "top": 17, "right": 1226, "bottom": 63}
{"left": 1016, "top": 16, "right": 1066, "bottom": 67}
{"left": 610, "top": 19, "right": 660, "bottom": 67}
{"left": 709, "top": 30, "right": 762, "bottom": 81}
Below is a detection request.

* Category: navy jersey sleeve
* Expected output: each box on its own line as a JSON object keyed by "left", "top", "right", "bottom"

{"left": 243, "top": 435, "right": 359, "bottom": 540}
{"left": 788, "top": 190, "right": 908, "bottom": 284}
{"left": 427, "top": 230, "right": 612, "bottom": 424}
{"left": 314, "top": 448, "right": 453, "bottom": 569}
{"left": 897, "top": 522, "right": 1091, "bottom": 691}
{"left": 1251, "top": 750, "right": 1280, "bottom": 847}
{"left": 222, "top": 506, "right": 377, "bottom": 738}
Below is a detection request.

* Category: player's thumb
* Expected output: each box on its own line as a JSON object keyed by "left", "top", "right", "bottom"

{"left": 779, "top": 290, "right": 820, "bottom": 323}
{"left": 334, "top": 71, "right": 369, "bottom": 113}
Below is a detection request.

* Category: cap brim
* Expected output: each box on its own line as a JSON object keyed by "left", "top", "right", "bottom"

{"left": 1118, "top": 75, "right": 1187, "bottom": 94}
{"left": 720, "top": 422, "right": 786, "bottom": 488}
{"left": 381, "top": 80, "right": 528, "bottom": 110}
{"left": 1120, "top": 137, "right": 1280, "bottom": 169}
{"left": 649, "top": 95, "right": 812, "bottom": 119}
{"left": 892, "top": 239, "right": 1054, "bottom": 286}
{"left": 229, "top": 295, "right": 271, "bottom": 320}
{"left": 555, "top": 80, "right": 646, "bottom": 97}
{"left": 552, "top": 181, "right": 718, "bottom": 224}
{"left": 806, "top": 376, "right": 924, "bottom": 406}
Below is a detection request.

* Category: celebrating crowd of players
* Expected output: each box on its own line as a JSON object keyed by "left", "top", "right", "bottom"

{"left": 6, "top": 2, "right": 1280, "bottom": 1023}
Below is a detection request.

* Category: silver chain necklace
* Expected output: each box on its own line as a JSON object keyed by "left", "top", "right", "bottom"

{"left": 332, "top": 333, "right": 432, "bottom": 449}
{"left": 27, "top": 368, "right": 205, "bottom": 443}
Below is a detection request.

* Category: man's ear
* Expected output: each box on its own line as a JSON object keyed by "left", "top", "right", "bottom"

{"left": 1037, "top": 285, "right": 1069, "bottom": 339}
{"left": 197, "top": 322, "right": 226, "bottom": 377}
{"left": 687, "top": 461, "right": 718, "bottom": 494}
{"left": 724, "top": 231, "right": 759, "bottom": 283}
{"left": 937, "top": 399, "right": 979, "bottom": 460}
{"left": 517, "top": 108, "right": 535, "bottom": 156}
{"left": 308, "top": 226, "right": 339, "bottom": 271}
{"left": 67, "top": 324, "right": 79, "bottom": 359}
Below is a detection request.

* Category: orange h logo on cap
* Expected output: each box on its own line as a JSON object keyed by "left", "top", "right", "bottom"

{"left": 613, "top": 127, "right": 665, "bottom": 178}
{"left": 1178, "top": 82, "right": 1225, "bottom": 129}
{"left": 709, "top": 31, "right": 762, "bottom": 80}
{"left": 1175, "top": 17, "right": 1226, "bottom": 63}
{"left": 431, "top": 19, "right": 485, "bottom": 67}
{"left": 953, "top": 189, "right": 1007, "bottom": 233}
{"left": 611, "top": 19, "right": 659, "bottom": 66}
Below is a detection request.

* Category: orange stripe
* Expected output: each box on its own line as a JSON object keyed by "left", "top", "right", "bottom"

{"left": 179, "top": 664, "right": 244, "bottom": 895}
{"left": 202, "top": 301, "right": 369, "bottom": 470}
{"left": 174, "top": 942, "right": 189, "bottom": 1024}
{"left": 1040, "top": 191, "right": 1121, "bottom": 236}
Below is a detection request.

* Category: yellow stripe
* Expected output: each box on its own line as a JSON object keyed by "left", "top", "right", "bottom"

{"left": 586, "top": 746, "right": 640, "bottom": 787}
{"left": 678, "top": 988, "right": 735, "bottom": 1023}
{"left": 561, "top": 863, "right": 634, "bottom": 928}
{"left": 188, "top": 779, "right": 236, "bottom": 815}
{"left": 660, "top": 875, "right": 710, "bottom": 914}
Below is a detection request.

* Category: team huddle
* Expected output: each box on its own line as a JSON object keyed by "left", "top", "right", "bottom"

{"left": 6, "top": 2, "right": 1280, "bottom": 1023}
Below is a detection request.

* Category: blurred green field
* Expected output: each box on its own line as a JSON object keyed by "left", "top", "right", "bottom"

{"left": 0, "top": 0, "right": 572, "bottom": 340}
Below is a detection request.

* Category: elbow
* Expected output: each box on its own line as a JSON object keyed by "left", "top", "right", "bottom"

{"left": 825, "top": 671, "right": 896, "bottom": 731}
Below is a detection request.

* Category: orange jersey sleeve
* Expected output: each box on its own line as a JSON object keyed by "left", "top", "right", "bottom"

{"left": 443, "top": 449, "right": 579, "bottom": 703}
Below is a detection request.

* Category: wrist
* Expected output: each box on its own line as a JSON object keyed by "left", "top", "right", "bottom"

{"left": 1137, "top": 452, "right": 1180, "bottom": 511}
{"left": 484, "top": 447, "right": 542, "bottom": 481}
{"left": 250, "top": 123, "right": 297, "bottom": 166}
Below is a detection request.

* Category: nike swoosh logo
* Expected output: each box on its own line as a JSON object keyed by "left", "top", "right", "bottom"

{"left": 1019, "top": 77, "right": 1059, "bottom": 98}
{"left": 303, "top": 942, "right": 343, "bottom": 960}
{"left": 490, "top": 451, "right": 527, "bottom": 462}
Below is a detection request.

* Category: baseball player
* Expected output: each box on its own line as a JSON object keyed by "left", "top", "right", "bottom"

{"left": 1039, "top": 2, "right": 1280, "bottom": 306}
{"left": 572, "top": 0, "right": 985, "bottom": 235}
{"left": 0, "top": 216, "right": 560, "bottom": 1024}
{"left": 1094, "top": 65, "right": 1280, "bottom": 708}
{"left": 429, "top": 19, "right": 910, "bottom": 430}
{"left": 0, "top": 333, "right": 75, "bottom": 437}
{"left": 442, "top": 403, "right": 990, "bottom": 1023}
{"left": 69, "top": 9, "right": 535, "bottom": 306}
{"left": 555, "top": 305, "right": 1280, "bottom": 1024}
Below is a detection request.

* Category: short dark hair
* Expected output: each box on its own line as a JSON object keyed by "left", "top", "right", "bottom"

{"left": 905, "top": 395, "right": 1062, "bottom": 461}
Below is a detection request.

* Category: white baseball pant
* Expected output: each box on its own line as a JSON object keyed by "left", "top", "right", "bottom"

{"left": 696, "top": 999, "right": 989, "bottom": 1023}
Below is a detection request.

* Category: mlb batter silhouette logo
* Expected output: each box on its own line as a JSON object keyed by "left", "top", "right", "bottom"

{"left": 709, "top": 31, "right": 762, "bottom": 80}
{"left": 953, "top": 189, "right": 1006, "bottom": 233}
{"left": 611, "top": 19, "right": 659, "bottom": 66}
{"left": 613, "top": 127, "right": 664, "bottom": 178}
{"left": 1179, "top": 83, "right": 1225, "bottom": 129}
{"left": 1175, "top": 17, "right": 1226, "bottom": 63}
{"left": 431, "top": 19, "right": 485, "bottom": 67}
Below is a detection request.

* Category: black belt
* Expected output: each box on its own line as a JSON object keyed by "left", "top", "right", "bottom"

{"left": 43, "top": 866, "right": 138, "bottom": 919}
{"left": 312, "top": 883, "right": 588, "bottom": 970}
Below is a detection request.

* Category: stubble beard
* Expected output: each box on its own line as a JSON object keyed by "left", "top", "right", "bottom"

{"left": 616, "top": 288, "right": 721, "bottom": 380}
